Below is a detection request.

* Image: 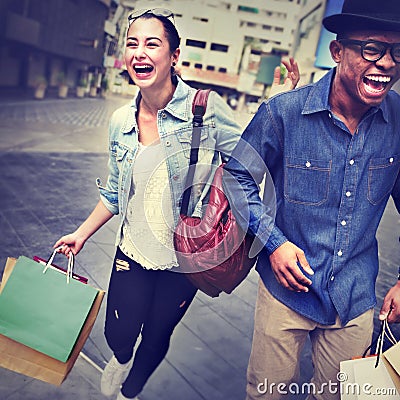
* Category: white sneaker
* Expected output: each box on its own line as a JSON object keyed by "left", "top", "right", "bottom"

{"left": 100, "top": 356, "right": 132, "bottom": 397}
{"left": 116, "top": 391, "right": 140, "bottom": 400}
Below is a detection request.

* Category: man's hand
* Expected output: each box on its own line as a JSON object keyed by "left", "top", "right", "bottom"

{"left": 379, "top": 282, "right": 400, "bottom": 323}
{"left": 268, "top": 57, "right": 300, "bottom": 98}
{"left": 269, "top": 241, "right": 314, "bottom": 292}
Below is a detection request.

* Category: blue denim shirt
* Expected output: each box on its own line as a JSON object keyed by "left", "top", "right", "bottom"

{"left": 96, "top": 76, "right": 242, "bottom": 247}
{"left": 224, "top": 69, "right": 400, "bottom": 325}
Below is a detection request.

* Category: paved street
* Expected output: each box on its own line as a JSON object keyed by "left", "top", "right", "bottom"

{"left": 0, "top": 93, "right": 399, "bottom": 400}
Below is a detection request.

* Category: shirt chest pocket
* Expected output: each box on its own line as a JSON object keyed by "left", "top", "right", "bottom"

{"left": 176, "top": 126, "right": 213, "bottom": 160}
{"left": 368, "top": 155, "right": 400, "bottom": 205}
{"left": 111, "top": 143, "right": 134, "bottom": 174}
{"left": 284, "top": 157, "right": 332, "bottom": 206}
{"left": 111, "top": 143, "right": 132, "bottom": 165}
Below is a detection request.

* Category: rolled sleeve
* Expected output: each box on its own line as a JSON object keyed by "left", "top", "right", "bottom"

{"left": 96, "top": 113, "right": 122, "bottom": 216}
{"left": 96, "top": 177, "right": 119, "bottom": 215}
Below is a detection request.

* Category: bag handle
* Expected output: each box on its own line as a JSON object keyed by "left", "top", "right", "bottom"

{"left": 43, "top": 246, "right": 74, "bottom": 284}
{"left": 180, "top": 89, "right": 211, "bottom": 216}
{"left": 363, "top": 317, "right": 397, "bottom": 367}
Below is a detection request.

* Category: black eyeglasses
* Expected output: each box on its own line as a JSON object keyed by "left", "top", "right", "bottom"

{"left": 338, "top": 39, "right": 400, "bottom": 63}
{"left": 128, "top": 8, "right": 175, "bottom": 25}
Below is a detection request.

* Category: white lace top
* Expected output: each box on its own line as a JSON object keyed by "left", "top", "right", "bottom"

{"left": 119, "top": 142, "right": 179, "bottom": 270}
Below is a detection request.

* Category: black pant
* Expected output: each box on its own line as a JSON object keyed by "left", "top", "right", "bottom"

{"left": 105, "top": 247, "right": 197, "bottom": 398}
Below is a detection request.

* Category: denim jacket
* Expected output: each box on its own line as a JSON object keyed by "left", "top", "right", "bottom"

{"left": 97, "top": 76, "right": 242, "bottom": 247}
{"left": 224, "top": 68, "right": 400, "bottom": 325}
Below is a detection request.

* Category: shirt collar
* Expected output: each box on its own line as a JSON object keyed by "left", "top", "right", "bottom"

{"left": 164, "top": 76, "right": 192, "bottom": 121}
{"left": 121, "top": 76, "right": 191, "bottom": 134}
{"left": 301, "top": 68, "right": 388, "bottom": 123}
{"left": 302, "top": 69, "right": 334, "bottom": 116}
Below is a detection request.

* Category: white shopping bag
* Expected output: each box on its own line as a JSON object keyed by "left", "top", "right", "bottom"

{"left": 340, "top": 356, "right": 399, "bottom": 399}
{"left": 383, "top": 341, "right": 400, "bottom": 394}
{"left": 340, "top": 318, "right": 399, "bottom": 400}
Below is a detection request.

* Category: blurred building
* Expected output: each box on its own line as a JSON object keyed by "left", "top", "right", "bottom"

{"left": 0, "top": 0, "right": 116, "bottom": 98}
{"left": 1, "top": 0, "right": 347, "bottom": 103}
{"left": 293, "top": 0, "right": 339, "bottom": 84}
{"left": 104, "top": 0, "right": 331, "bottom": 109}
{"left": 117, "top": 0, "right": 307, "bottom": 100}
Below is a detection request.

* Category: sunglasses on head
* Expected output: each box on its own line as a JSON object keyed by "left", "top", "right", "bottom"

{"left": 128, "top": 8, "right": 175, "bottom": 25}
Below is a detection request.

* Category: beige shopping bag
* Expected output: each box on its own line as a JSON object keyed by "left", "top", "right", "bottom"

{"left": 340, "top": 355, "right": 399, "bottom": 399}
{"left": 383, "top": 341, "right": 400, "bottom": 394}
{"left": 0, "top": 257, "right": 105, "bottom": 385}
{"left": 340, "top": 318, "right": 400, "bottom": 399}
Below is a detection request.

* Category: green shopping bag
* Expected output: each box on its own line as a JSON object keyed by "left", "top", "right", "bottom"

{"left": 0, "top": 253, "right": 99, "bottom": 362}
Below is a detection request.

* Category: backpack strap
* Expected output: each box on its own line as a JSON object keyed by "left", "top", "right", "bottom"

{"left": 180, "top": 89, "right": 211, "bottom": 216}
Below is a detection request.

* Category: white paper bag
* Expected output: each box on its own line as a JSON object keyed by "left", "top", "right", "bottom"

{"left": 383, "top": 341, "right": 400, "bottom": 394}
{"left": 340, "top": 356, "right": 399, "bottom": 399}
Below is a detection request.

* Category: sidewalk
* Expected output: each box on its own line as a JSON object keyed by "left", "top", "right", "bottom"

{"left": 0, "top": 93, "right": 399, "bottom": 400}
{"left": 0, "top": 353, "right": 108, "bottom": 400}
{"left": 0, "top": 95, "right": 116, "bottom": 400}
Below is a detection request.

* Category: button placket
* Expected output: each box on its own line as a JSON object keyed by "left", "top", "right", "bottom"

{"left": 333, "top": 145, "right": 358, "bottom": 272}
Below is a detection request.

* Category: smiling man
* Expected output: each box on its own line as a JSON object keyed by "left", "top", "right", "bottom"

{"left": 223, "top": 1, "right": 400, "bottom": 399}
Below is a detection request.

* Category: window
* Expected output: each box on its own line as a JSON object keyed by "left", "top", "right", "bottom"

{"left": 206, "top": 65, "right": 215, "bottom": 71}
{"left": 210, "top": 43, "right": 229, "bottom": 53}
{"left": 218, "top": 67, "right": 227, "bottom": 73}
{"left": 251, "top": 49, "right": 262, "bottom": 56}
{"left": 193, "top": 16, "right": 209, "bottom": 23}
{"left": 186, "top": 39, "right": 207, "bottom": 49}
{"left": 107, "top": 40, "right": 117, "bottom": 56}
{"left": 194, "top": 63, "right": 203, "bottom": 69}
{"left": 182, "top": 61, "right": 190, "bottom": 67}
{"left": 238, "top": 5, "right": 259, "bottom": 14}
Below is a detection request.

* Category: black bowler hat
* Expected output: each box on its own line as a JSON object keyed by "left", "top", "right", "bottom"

{"left": 323, "top": 0, "right": 400, "bottom": 34}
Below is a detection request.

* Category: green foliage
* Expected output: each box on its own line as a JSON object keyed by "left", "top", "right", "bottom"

{"left": 78, "top": 77, "right": 88, "bottom": 87}
{"left": 35, "top": 75, "right": 47, "bottom": 88}
{"left": 56, "top": 71, "right": 67, "bottom": 85}
{"left": 101, "top": 77, "right": 108, "bottom": 91}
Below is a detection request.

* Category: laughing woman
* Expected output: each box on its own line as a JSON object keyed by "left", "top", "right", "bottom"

{"left": 55, "top": 8, "right": 299, "bottom": 400}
